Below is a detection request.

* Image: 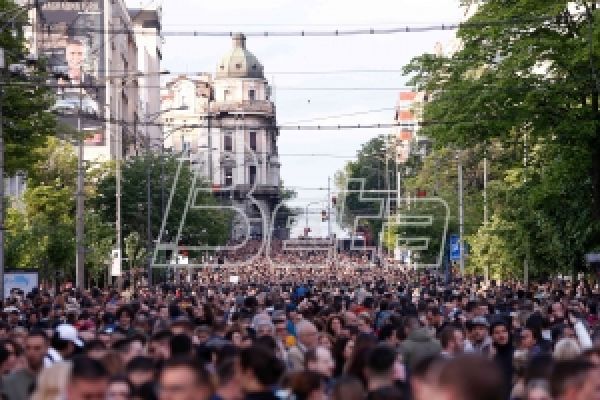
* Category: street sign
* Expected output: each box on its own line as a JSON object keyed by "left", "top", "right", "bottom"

{"left": 111, "top": 249, "right": 122, "bottom": 277}
{"left": 449, "top": 234, "right": 460, "bottom": 261}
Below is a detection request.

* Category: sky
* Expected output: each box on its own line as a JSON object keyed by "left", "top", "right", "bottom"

{"left": 127, "top": 0, "right": 465, "bottom": 236}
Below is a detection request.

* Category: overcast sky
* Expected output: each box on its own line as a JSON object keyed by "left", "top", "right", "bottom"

{"left": 127, "top": 0, "right": 465, "bottom": 236}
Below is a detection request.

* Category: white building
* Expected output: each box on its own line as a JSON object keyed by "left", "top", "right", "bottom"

{"left": 25, "top": 0, "right": 161, "bottom": 162}
{"left": 129, "top": 7, "right": 162, "bottom": 154}
{"left": 161, "top": 34, "right": 282, "bottom": 239}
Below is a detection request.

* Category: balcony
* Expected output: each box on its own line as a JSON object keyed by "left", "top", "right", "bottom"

{"left": 210, "top": 100, "right": 275, "bottom": 116}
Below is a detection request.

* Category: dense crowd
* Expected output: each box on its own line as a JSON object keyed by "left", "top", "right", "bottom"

{"left": 0, "top": 256, "right": 599, "bottom": 400}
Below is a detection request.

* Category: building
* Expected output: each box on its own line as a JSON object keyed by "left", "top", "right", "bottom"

{"left": 160, "top": 34, "right": 282, "bottom": 239}
{"left": 160, "top": 74, "right": 212, "bottom": 154}
{"left": 25, "top": 0, "right": 161, "bottom": 162}
{"left": 129, "top": 6, "right": 162, "bottom": 154}
{"left": 394, "top": 90, "right": 430, "bottom": 164}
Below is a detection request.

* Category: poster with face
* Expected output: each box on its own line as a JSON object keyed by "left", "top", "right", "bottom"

{"left": 37, "top": 1, "right": 106, "bottom": 146}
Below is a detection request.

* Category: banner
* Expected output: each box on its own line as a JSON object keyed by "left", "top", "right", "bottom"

{"left": 4, "top": 272, "right": 39, "bottom": 299}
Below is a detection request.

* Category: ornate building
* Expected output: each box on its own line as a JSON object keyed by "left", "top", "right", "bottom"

{"left": 161, "top": 34, "right": 282, "bottom": 239}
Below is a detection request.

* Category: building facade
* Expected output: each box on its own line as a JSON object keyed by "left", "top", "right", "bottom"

{"left": 161, "top": 34, "right": 282, "bottom": 239}
{"left": 25, "top": 0, "right": 161, "bottom": 162}
{"left": 129, "top": 7, "right": 162, "bottom": 154}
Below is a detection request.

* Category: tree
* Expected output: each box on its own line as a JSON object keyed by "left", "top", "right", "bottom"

{"left": 335, "top": 136, "right": 397, "bottom": 242}
{"left": 1, "top": 0, "right": 57, "bottom": 174}
{"left": 403, "top": 1, "right": 600, "bottom": 275}
{"left": 92, "top": 154, "right": 231, "bottom": 264}
{"left": 5, "top": 138, "right": 116, "bottom": 284}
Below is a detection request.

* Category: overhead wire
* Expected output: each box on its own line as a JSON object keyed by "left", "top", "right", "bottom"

{"left": 31, "top": 15, "right": 556, "bottom": 36}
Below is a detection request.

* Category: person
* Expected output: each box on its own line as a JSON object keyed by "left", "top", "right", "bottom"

{"left": 158, "top": 358, "right": 213, "bottom": 400}
{"left": 305, "top": 346, "right": 335, "bottom": 379}
{"left": 126, "top": 356, "right": 156, "bottom": 389}
{"left": 466, "top": 316, "right": 492, "bottom": 354}
{"left": 65, "top": 356, "right": 110, "bottom": 400}
{"left": 490, "top": 319, "right": 513, "bottom": 397}
{"left": 288, "top": 320, "right": 319, "bottom": 370}
{"left": 283, "top": 371, "right": 328, "bottom": 400}
{"left": 30, "top": 361, "right": 72, "bottom": 400}
{"left": 238, "top": 345, "right": 284, "bottom": 400}
{"left": 525, "top": 379, "right": 552, "bottom": 400}
{"left": 115, "top": 307, "right": 138, "bottom": 337}
{"left": 550, "top": 359, "right": 600, "bottom": 400}
{"left": 106, "top": 375, "right": 134, "bottom": 400}
{"left": 148, "top": 330, "right": 172, "bottom": 361}
{"left": 364, "top": 344, "right": 401, "bottom": 398}
{"left": 434, "top": 355, "right": 505, "bottom": 400}
{"left": 399, "top": 317, "right": 441, "bottom": 370}
{"left": 331, "top": 376, "right": 366, "bottom": 400}
{"left": 439, "top": 325, "right": 464, "bottom": 359}
{"left": 45, "top": 323, "right": 83, "bottom": 366}
{"left": 2, "top": 330, "right": 48, "bottom": 400}
{"left": 212, "top": 356, "right": 243, "bottom": 400}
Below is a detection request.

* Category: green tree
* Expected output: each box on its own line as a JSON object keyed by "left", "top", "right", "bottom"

{"left": 335, "top": 136, "right": 396, "bottom": 239}
{"left": 403, "top": 1, "right": 600, "bottom": 275}
{"left": 92, "top": 154, "right": 231, "bottom": 264}
{"left": 1, "top": 0, "right": 57, "bottom": 174}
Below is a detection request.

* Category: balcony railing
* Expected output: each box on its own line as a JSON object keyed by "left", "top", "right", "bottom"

{"left": 210, "top": 100, "right": 275, "bottom": 116}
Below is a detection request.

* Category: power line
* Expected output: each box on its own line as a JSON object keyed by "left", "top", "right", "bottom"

{"left": 283, "top": 107, "right": 396, "bottom": 124}
{"left": 59, "top": 113, "right": 600, "bottom": 131}
{"left": 32, "top": 15, "right": 557, "bottom": 37}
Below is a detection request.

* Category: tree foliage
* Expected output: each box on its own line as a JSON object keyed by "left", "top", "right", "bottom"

{"left": 92, "top": 154, "right": 231, "bottom": 264}
{"left": 1, "top": 0, "right": 57, "bottom": 174}
{"left": 403, "top": 1, "right": 600, "bottom": 275}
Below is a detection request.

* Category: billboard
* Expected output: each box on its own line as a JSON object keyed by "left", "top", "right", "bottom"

{"left": 37, "top": 1, "right": 106, "bottom": 146}
{"left": 4, "top": 271, "right": 39, "bottom": 299}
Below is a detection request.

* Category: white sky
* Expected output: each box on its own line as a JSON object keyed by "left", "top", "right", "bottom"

{"left": 128, "top": 0, "right": 465, "bottom": 235}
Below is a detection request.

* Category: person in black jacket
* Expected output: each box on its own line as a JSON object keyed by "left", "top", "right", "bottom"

{"left": 490, "top": 319, "right": 513, "bottom": 398}
{"left": 239, "top": 345, "right": 284, "bottom": 400}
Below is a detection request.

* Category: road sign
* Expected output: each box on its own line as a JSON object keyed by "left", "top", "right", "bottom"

{"left": 449, "top": 234, "right": 460, "bottom": 261}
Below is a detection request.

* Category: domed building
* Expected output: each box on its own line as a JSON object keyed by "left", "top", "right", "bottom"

{"left": 202, "top": 33, "right": 282, "bottom": 240}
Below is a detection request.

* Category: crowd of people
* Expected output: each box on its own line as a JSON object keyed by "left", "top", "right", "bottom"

{"left": 0, "top": 255, "right": 599, "bottom": 400}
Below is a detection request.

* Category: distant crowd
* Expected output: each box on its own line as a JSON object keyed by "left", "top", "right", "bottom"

{"left": 0, "top": 254, "right": 599, "bottom": 400}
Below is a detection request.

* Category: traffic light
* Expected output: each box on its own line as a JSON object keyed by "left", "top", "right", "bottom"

{"left": 321, "top": 210, "right": 327, "bottom": 222}
{"left": 332, "top": 196, "right": 337, "bottom": 206}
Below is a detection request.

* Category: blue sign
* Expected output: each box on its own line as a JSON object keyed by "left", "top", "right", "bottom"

{"left": 449, "top": 234, "right": 460, "bottom": 261}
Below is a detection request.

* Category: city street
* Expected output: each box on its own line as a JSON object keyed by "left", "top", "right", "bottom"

{"left": 0, "top": 1, "right": 598, "bottom": 399}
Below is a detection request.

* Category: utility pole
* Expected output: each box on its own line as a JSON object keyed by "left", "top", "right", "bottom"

{"left": 75, "top": 64, "right": 85, "bottom": 289}
{"left": 206, "top": 96, "right": 213, "bottom": 183}
{"left": 146, "top": 123, "right": 152, "bottom": 287}
{"left": 483, "top": 150, "right": 489, "bottom": 283}
{"left": 0, "top": 48, "right": 5, "bottom": 300}
{"left": 523, "top": 133, "right": 529, "bottom": 286}
{"left": 115, "top": 121, "right": 123, "bottom": 289}
{"left": 458, "top": 152, "right": 465, "bottom": 276}
{"left": 327, "top": 176, "right": 331, "bottom": 238}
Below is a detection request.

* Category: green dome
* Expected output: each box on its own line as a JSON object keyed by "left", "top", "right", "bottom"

{"left": 216, "top": 33, "right": 264, "bottom": 79}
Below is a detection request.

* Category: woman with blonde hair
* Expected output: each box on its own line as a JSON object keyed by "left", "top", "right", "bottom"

{"left": 31, "top": 361, "right": 72, "bottom": 400}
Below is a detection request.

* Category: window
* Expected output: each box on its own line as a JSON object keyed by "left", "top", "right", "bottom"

{"left": 249, "top": 131, "right": 257, "bottom": 151}
{"left": 248, "top": 89, "right": 256, "bottom": 101}
{"left": 235, "top": 63, "right": 241, "bottom": 69}
{"left": 249, "top": 166, "right": 257, "bottom": 185}
{"left": 224, "top": 133, "right": 233, "bottom": 152}
{"left": 224, "top": 89, "right": 230, "bottom": 101}
{"left": 224, "top": 167, "right": 233, "bottom": 186}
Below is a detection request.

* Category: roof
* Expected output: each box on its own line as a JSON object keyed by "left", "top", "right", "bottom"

{"left": 216, "top": 33, "right": 264, "bottom": 79}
